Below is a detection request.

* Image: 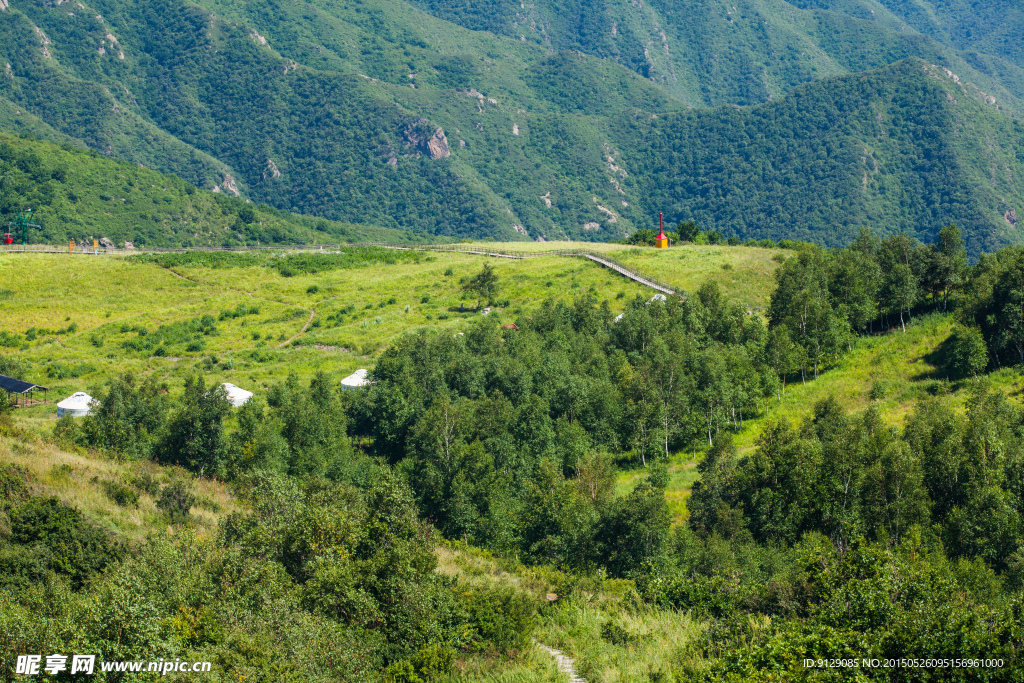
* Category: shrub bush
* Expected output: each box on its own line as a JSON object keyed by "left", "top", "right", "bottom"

{"left": 102, "top": 480, "right": 140, "bottom": 508}
{"left": 157, "top": 480, "right": 196, "bottom": 523}
{"left": 460, "top": 585, "right": 536, "bottom": 652}
{"left": 600, "top": 619, "right": 634, "bottom": 646}
{"left": 130, "top": 473, "right": 160, "bottom": 496}
{"left": 8, "top": 496, "right": 115, "bottom": 588}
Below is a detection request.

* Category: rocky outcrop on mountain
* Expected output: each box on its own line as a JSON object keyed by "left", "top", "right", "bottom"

{"left": 35, "top": 27, "right": 52, "bottom": 59}
{"left": 426, "top": 128, "right": 450, "bottom": 159}
{"left": 404, "top": 119, "right": 450, "bottom": 159}
{"left": 264, "top": 159, "right": 281, "bottom": 180}
{"left": 213, "top": 173, "right": 241, "bottom": 196}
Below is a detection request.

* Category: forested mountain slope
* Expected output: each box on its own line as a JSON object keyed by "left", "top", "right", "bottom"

{"left": 611, "top": 59, "right": 1024, "bottom": 256}
{"left": 408, "top": 0, "right": 1024, "bottom": 111}
{"left": 0, "top": 133, "right": 424, "bottom": 247}
{"left": 0, "top": 0, "right": 1023, "bottom": 249}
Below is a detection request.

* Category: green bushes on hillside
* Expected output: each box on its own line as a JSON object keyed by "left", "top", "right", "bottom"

{"left": 641, "top": 387, "right": 1024, "bottom": 679}
{"left": 0, "top": 471, "right": 524, "bottom": 681}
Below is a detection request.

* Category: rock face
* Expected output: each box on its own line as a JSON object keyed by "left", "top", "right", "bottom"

{"left": 215, "top": 173, "right": 241, "bottom": 196}
{"left": 123, "top": 241, "right": 135, "bottom": 249}
{"left": 426, "top": 128, "right": 450, "bottom": 159}
{"left": 99, "top": 237, "right": 114, "bottom": 248}
{"left": 403, "top": 118, "right": 450, "bottom": 159}
{"left": 263, "top": 158, "right": 281, "bottom": 180}
{"left": 1007, "top": 208, "right": 1018, "bottom": 227}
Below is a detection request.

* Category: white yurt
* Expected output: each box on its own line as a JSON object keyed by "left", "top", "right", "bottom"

{"left": 340, "top": 368, "right": 371, "bottom": 390}
{"left": 56, "top": 392, "right": 96, "bottom": 417}
{"left": 221, "top": 383, "right": 253, "bottom": 407}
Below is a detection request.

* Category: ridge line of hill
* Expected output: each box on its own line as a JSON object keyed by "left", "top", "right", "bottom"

{"left": 1, "top": 239, "right": 681, "bottom": 294}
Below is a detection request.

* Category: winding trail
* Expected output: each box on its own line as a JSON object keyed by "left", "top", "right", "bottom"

{"left": 536, "top": 643, "right": 585, "bottom": 683}
{"left": 277, "top": 308, "right": 315, "bottom": 348}
{"left": 376, "top": 244, "right": 678, "bottom": 295}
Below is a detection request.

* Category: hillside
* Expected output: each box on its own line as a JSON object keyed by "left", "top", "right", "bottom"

{"left": 0, "top": 133, "right": 431, "bottom": 246}
{"left": 4, "top": 241, "right": 1024, "bottom": 681}
{"left": 611, "top": 59, "right": 1024, "bottom": 256}
{"left": 408, "top": 0, "right": 1024, "bottom": 110}
{"left": 0, "top": 0, "right": 1022, "bottom": 250}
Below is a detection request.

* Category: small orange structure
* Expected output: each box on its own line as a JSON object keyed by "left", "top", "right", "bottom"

{"left": 654, "top": 212, "right": 668, "bottom": 248}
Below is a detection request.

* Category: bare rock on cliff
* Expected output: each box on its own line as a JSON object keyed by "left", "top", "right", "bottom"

{"left": 99, "top": 237, "right": 114, "bottom": 248}
{"left": 221, "top": 174, "right": 240, "bottom": 196}
{"left": 1007, "top": 208, "right": 1018, "bottom": 226}
{"left": 263, "top": 159, "right": 282, "bottom": 180}
{"left": 404, "top": 118, "right": 450, "bottom": 159}
{"left": 426, "top": 128, "right": 450, "bottom": 159}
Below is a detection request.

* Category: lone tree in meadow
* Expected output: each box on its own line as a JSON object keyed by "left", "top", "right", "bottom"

{"left": 463, "top": 263, "right": 500, "bottom": 310}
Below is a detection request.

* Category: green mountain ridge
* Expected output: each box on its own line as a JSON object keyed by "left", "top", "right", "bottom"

{"left": 610, "top": 58, "right": 1024, "bottom": 257}
{"left": 0, "top": 0, "right": 1022, "bottom": 251}
{"left": 0, "top": 132, "right": 430, "bottom": 247}
{"left": 407, "top": 0, "right": 1024, "bottom": 111}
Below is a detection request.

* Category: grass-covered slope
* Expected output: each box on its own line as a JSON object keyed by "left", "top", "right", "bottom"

{"left": 0, "top": 133, "right": 429, "bottom": 247}
{"left": 0, "top": 245, "right": 725, "bottom": 415}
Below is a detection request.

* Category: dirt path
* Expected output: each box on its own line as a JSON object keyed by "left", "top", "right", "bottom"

{"left": 158, "top": 265, "right": 192, "bottom": 281}
{"left": 536, "top": 643, "right": 585, "bottom": 683}
{"left": 277, "top": 308, "right": 315, "bottom": 348}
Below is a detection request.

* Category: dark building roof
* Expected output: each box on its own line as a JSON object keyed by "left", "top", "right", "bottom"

{"left": 0, "top": 374, "right": 47, "bottom": 394}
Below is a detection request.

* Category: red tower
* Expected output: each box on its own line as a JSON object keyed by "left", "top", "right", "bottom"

{"left": 655, "top": 212, "right": 668, "bottom": 248}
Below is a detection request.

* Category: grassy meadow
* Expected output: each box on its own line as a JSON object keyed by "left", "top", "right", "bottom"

{"left": 463, "top": 241, "right": 785, "bottom": 311}
{"left": 0, "top": 244, "right": 783, "bottom": 426}
{"left": 0, "top": 245, "right": 724, "bottom": 438}
{"left": 4, "top": 241, "right": 1024, "bottom": 681}
{"left": 0, "top": 433, "right": 234, "bottom": 543}
{"left": 3, "top": 243, "right": 1009, "bottom": 528}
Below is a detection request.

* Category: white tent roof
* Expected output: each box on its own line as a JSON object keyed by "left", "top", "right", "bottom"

{"left": 221, "top": 383, "right": 253, "bottom": 407}
{"left": 56, "top": 392, "right": 96, "bottom": 410}
{"left": 340, "top": 368, "right": 371, "bottom": 388}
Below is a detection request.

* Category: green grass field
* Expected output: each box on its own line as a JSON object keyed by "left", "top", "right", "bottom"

{"left": 4, "top": 242, "right": 1023, "bottom": 681}
{"left": 466, "top": 241, "right": 786, "bottom": 310}
{"left": 6, "top": 243, "right": 1016, "bottom": 530}
{"left": 4, "top": 245, "right": 773, "bottom": 434}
